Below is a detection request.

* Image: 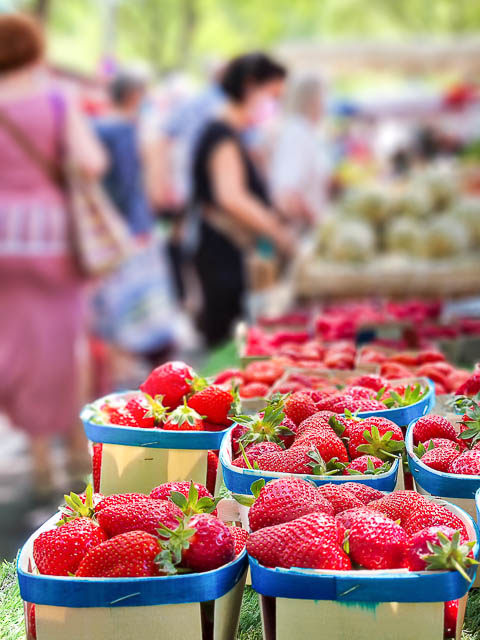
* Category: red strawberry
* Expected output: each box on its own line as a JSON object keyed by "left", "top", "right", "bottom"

{"left": 456, "top": 373, "right": 480, "bottom": 396}
{"left": 234, "top": 400, "right": 295, "bottom": 449}
{"left": 286, "top": 537, "right": 352, "bottom": 570}
{"left": 28, "top": 604, "right": 36, "bottom": 639}
{"left": 380, "top": 362, "right": 413, "bottom": 379}
{"left": 232, "top": 441, "right": 283, "bottom": 468}
{"left": 92, "top": 442, "right": 102, "bottom": 493}
{"left": 350, "top": 375, "right": 389, "bottom": 392}
{"left": 348, "top": 510, "right": 407, "bottom": 569}
{"left": 444, "top": 600, "right": 459, "bottom": 639}
{"left": 214, "top": 368, "right": 244, "bottom": 385}
{"left": 248, "top": 477, "right": 334, "bottom": 532}
{"left": 101, "top": 404, "right": 136, "bottom": 426}
{"left": 95, "top": 493, "right": 151, "bottom": 513}
{"left": 421, "top": 438, "right": 460, "bottom": 450}
{"left": 336, "top": 507, "right": 383, "bottom": 529}
{"left": 140, "top": 361, "right": 195, "bottom": 409}
{"left": 368, "top": 491, "right": 429, "bottom": 525}
{"left": 125, "top": 394, "right": 156, "bottom": 428}
{"left": 413, "top": 415, "right": 457, "bottom": 445}
{"left": 76, "top": 530, "right": 161, "bottom": 577}
{"left": 188, "top": 385, "right": 233, "bottom": 426}
{"left": 317, "top": 484, "right": 364, "bottom": 514}
{"left": 96, "top": 498, "right": 183, "bottom": 537}
{"left": 406, "top": 526, "right": 458, "bottom": 571}
{"left": 206, "top": 450, "right": 218, "bottom": 494}
{"left": 347, "top": 419, "right": 404, "bottom": 460}
{"left": 448, "top": 449, "right": 480, "bottom": 475}
{"left": 419, "top": 447, "right": 461, "bottom": 472}
{"left": 296, "top": 412, "right": 332, "bottom": 438}
{"left": 403, "top": 502, "right": 468, "bottom": 539}
{"left": 239, "top": 382, "right": 269, "bottom": 398}
{"left": 167, "top": 514, "right": 235, "bottom": 572}
{"left": 344, "top": 386, "right": 375, "bottom": 399}
{"left": 284, "top": 392, "right": 318, "bottom": 426}
{"left": 292, "top": 427, "right": 349, "bottom": 465}
{"left": 255, "top": 444, "right": 338, "bottom": 475}
{"left": 331, "top": 396, "right": 386, "bottom": 414}
{"left": 228, "top": 525, "right": 248, "bottom": 555}
{"left": 163, "top": 401, "right": 204, "bottom": 431}
{"left": 244, "top": 360, "right": 284, "bottom": 385}
{"left": 33, "top": 518, "right": 107, "bottom": 576}
{"left": 344, "top": 455, "right": 385, "bottom": 474}
{"left": 340, "top": 482, "right": 384, "bottom": 504}
{"left": 247, "top": 511, "right": 344, "bottom": 569}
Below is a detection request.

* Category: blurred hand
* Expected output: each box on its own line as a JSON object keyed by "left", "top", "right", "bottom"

{"left": 271, "top": 224, "right": 297, "bottom": 258}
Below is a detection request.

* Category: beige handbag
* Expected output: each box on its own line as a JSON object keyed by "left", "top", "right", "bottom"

{"left": 0, "top": 107, "right": 133, "bottom": 277}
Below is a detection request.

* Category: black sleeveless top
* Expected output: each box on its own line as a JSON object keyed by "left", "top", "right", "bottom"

{"left": 192, "top": 120, "right": 270, "bottom": 207}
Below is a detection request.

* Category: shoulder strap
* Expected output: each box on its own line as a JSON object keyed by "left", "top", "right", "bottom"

{"left": 0, "top": 107, "right": 64, "bottom": 186}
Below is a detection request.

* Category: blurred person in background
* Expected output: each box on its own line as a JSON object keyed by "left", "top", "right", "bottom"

{"left": 92, "top": 70, "right": 175, "bottom": 380}
{"left": 270, "top": 74, "right": 329, "bottom": 225}
{"left": 190, "top": 52, "right": 294, "bottom": 347}
{"left": 0, "top": 13, "right": 106, "bottom": 499}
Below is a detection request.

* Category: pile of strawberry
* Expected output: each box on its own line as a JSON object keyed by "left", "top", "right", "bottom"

{"left": 412, "top": 408, "right": 480, "bottom": 476}
{"left": 245, "top": 478, "right": 477, "bottom": 581}
{"left": 94, "top": 361, "right": 238, "bottom": 432}
{"left": 229, "top": 393, "right": 405, "bottom": 477}
{"left": 358, "top": 347, "right": 471, "bottom": 395}
{"left": 32, "top": 482, "right": 247, "bottom": 579}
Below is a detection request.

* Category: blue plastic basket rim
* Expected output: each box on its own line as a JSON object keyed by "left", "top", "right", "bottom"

{"left": 353, "top": 377, "right": 435, "bottom": 422}
{"left": 80, "top": 391, "right": 229, "bottom": 449}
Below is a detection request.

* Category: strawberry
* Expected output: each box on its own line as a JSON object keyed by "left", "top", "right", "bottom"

{"left": 188, "top": 385, "right": 233, "bottom": 426}
{"left": 244, "top": 360, "right": 284, "bottom": 385}
{"left": 292, "top": 427, "right": 349, "bottom": 464}
{"left": 159, "top": 514, "right": 235, "bottom": 573}
{"left": 296, "top": 412, "right": 333, "bottom": 438}
{"left": 347, "top": 420, "right": 404, "bottom": 460}
{"left": 344, "top": 455, "right": 387, "bottom": 474}
{"left": 368, "top": 491, "right": 429, "bottom": 525}
{"left": 419, "top": 447, "right": 461, "bottom": 472}
{"left": 150, "top": 481, "right": 213, "bottom": 502}
{"left": 76, "top": 530, "right": 161, "bottom": 577}
{"left": 350, "top": 375, "right": 389, "bottom": 392}
{"left": 33, "top": 518, "right": 107, "bottom": 576}
{"left": 403, "top": 502, "right": 468, "bottom": 539}
{"left": 239, "top": 382, "right": 269, "bottom": 398}
{"left": 420, "top": 438, "right": 460, "bottom": 450}
{"left": 247, "top": 477, "right": 334, "bottom": 532}
{"left": 124, "top": 394, "right": 156, "bottom": 428}
{"left": 101, "top": 404, "right": 136, "bottom": 427}
{"left": 254, "top": 444, "right": 341, "bottom": 475}
{"left": 406, "top": 526, "right": 476, "bottom": 577}
{"left": 317, "top": 484, "right": 364, "bottom": 514}
{"left": 28, "top": 604, "right": 36, "bottom": 640}
{"left": 228, "top": 525, "right": 248, "bottom": 555}
{"left": 456, "top": 373, "right": 480, "bottom": 396}
{"left": 347, "top": 510, "right": 407, "bottom": 570}
{"left": 448, "top": 449, "right": 480, "bottom": 475}
{"left": 232, "top": 441, "right": 283, "bottom": 468}
{"left": 380, "top": 362, "right": 413, "bottom": 379}
{"left": 163, "top": 400, "right": 204, "bottom": 431}
{"left": 284, "top": 392, "right": 318, "bottom": 426}
{"left": 336, "top": 506, "right": 381, "bottom": 529}
{"left": 140, "top": 361, "right": 195, "bottom": 409}
{"left": 444, "top": 600, "right": 459, "bottom": 639}
{"left": 286, "top": 537, "right": 352, "bottom": 570}
{"left": 96, "top": 498, "right": 183, "bottom": 537}
{"left": 343, "top": 386, "right": 375, "bottom": 400}
{"left": 417, "top": 350, "right": 446, "bottom": 365}
{"left": 92, "top": 442, "right": 102, "bottom": 493}
{"left": 246, "top": 511, "right": 344, "bottom": 569}
{"left": 339, "top": 482, "right": 383, "bottom": 504}
{"left": 95, "top": 492, "right": 151, "bottom": 513}
{"left": 206, "top": 450, "right": 218, "bottom": 494}
{"left": 412, "top": 415, "right": 457, "bottom": 445}
{"left": 214, "top": 368, "right": 244, "bottom": 385}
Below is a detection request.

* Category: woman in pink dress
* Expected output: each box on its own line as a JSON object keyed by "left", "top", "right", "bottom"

{"left": 0, "top": 13, "right": 106, "bottom": 497}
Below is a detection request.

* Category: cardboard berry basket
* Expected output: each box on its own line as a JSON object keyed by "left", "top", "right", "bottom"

{"left": 248, "top": 500, "right": 479, "bottom": 640}
{"left": 17, "top": 509, "right": 248, "bottom": 640}
{"left": 219, "top": 426, "right": 400, "bottom": 497}
{"left": 81, "top": 392, "right": 229, "bottom": 495}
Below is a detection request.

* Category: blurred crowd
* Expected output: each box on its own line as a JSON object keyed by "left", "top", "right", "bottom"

{"left": 0, "top": 12, "right": 332, "bottom": 499}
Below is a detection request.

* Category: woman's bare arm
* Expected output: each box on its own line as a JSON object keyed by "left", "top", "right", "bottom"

{"left": 67, "top": 100, "right": 108, "bottom": 178}
{"left": 210, "top": 140, "right": 295, "bottom": 255}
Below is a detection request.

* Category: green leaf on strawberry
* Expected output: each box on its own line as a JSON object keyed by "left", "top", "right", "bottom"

{"left": 355, "top": 426, "right": 405, "bottom": 461}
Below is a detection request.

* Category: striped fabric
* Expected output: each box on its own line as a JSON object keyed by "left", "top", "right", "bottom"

{"left": 0, "top": 202, "right": 69, "bottom": 255}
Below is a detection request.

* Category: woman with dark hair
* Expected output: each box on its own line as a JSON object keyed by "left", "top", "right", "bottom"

{"left": 0, "top": 13, "right": 106, "bottom": 498}
{"left": 191, "top": 52, "right": 293, "bottom": 347}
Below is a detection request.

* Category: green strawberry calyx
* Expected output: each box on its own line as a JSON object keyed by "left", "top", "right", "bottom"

{"left": 383, "top": 383, "right": 428, "bottom": 409}
{"left": 57, "top": 484, "right": 95, "bottom": 525}
{"left": 167, "top": 398, "right": 204, "bottom": 428}
{"left": 232, "top": 478, "right": 265, "bottom": 507}
{"left": 234, "top": 397, "right": 292, "bottom": 448}
{"left": 169, "top": 481, "right": 220, "bottom": 516}
{"left": 413, "top": 439, "right": 436, "bottom": 458}
{"left": 355, "top": 425, "right": 405, "bottom": 461}
{"left": 455, "top": 396, "right": 480, "bottom": 447}
{"left": 142, "top": 393, "right": 169, "bottom": 425}
{"left": 155, "top": 519, "right": 196, "bottom": 575}
{"left": 308, "top": 448, "right": 345, "bottom": 476}
{"left": 424, "top": 531, "right": 479, "bottom": 582}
